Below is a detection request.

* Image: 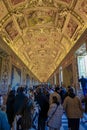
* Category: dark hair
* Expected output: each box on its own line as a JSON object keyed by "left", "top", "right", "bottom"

{"left": 55, "top": 87, "right": 60, "bottom": 92}
{"left": 68, "top": 88, "right": 75, "bottom": 98}
{"left": 68, "top": 88, "right": 74, "bottom": 94}
{"left": 52, "top": 96, "right": 59, "bottom": 105}
{"left": 17, "top": 87, "right": 25, "bottom": 93}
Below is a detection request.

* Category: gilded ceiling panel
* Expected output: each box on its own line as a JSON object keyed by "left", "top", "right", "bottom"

{"left": 0, "top": 0, "right": 87, "bottom": 82}
{"left": 13, "top": 38, "right": 24, "bottom": 50}
{"left": 11, "top": 0, "right": 25, "bottom": 5}
{"left": 61, "top": 37, "right": 71, "bottom": 53}
{"left": 75, "top": 0, "right": 87, "bottom": 23}
{"left": 55, "top": 0, "right": 72, "bottom": 5}
{"left": 0, "top": 1, "right": 8, "bottom": 21}
{"left": 66, "top": 17, "right": 78, "bottom": 38}
{"left": 60, "top": 0, "right": 72, "bottom": 3}
{"left": 4, "top": 20, "right": 19, "bottom": 40}
{"left": 26, "top": 9, "right": 56, "bottom": 27}
{"left": 17, "top": 16, "right": 26, "bottom": 30}
{"left": 6, "top": 0, "right": 26, "bottom": 7}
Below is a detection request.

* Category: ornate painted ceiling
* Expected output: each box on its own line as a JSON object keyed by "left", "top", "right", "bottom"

{"left": 0, "top": 0, "right": 87, "bottom": 82}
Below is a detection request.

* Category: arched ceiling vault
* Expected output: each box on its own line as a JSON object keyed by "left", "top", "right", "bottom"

{"left": 0, "top": 0, "right": 87, "bottom": 82}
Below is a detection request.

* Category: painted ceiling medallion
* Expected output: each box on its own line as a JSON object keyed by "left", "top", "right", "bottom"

{"left": 0, "top": 0, "right": 86, "bottom": 82}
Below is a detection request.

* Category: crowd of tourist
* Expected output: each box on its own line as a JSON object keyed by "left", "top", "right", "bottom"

{"left": 0, "top": 83, "right": 87, "bottom": 130}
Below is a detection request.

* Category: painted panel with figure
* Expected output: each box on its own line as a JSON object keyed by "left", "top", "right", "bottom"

{"left": 0, "top": 1, "right": 8, "bottom": 21}
{"left": 11, "top": 65, "right": 21, "bottom": 90}
{"left": 27, "top": 10, "right": 56, "bottom": 27}
{"left": 5, "top": 21, "right": 18, "bottom": 40}
{"left": 66, "top": 18, "right": 78, "bottom": 38}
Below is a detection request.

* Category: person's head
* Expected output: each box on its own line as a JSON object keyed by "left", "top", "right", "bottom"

{"left": 8, "top": 90, "right": 15, "bottom": 98}
{"left": 81, "top": 75, "right": 84, "bottom": 78}
{"left": 55, "top": 87, "right": 60, "bottom": 93}
{"left": 52, "top": 96, "right": 59, "bottom": 105}
{"left": 36, "top": 86, "right": 42, "bottom": 94}
{"left": 1, "top": 105, "right": 6, "bottom": 111}
{"left": 67, "top": 85, "right": 71, "bottom": 91}
{"left": 68, "top": 87, "right": 74, "bottom": 93}
{"left": 68, "top": 87, "right": 75, "bottom": 98}
{"left": 17, "top": 87, "right": 25, "bottom": 93}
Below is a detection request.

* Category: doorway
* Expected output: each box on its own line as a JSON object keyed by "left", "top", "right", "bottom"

{"left": 77, "top": 55, "right": 87, "bottom": 78}
{"left": 76, "top": 43, "right": 87, "bottom": 79}
{"left": 76, "top": 43, "right": 87, "bottom": 96}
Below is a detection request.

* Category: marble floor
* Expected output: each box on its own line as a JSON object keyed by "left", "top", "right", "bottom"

{"left": 30, "top": 113, "right": 87, "bottom": 130}
{"left": 60, "top": 114, "right": 87, "bottom": 130}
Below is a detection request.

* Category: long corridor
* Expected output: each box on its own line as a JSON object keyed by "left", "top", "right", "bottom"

{"left": 1, "top": 1, "right": 87, "bottom": 130}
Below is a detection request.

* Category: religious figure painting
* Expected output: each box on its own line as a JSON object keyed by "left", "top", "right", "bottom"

{"left": 57, "top": 14, "right": 66, "bottom": 30}
{"left": 74, "top": 0, "right": 87, "bottom": 22}
{"left": 0, "top": 1, "right": 8, "bottom": 21}
{"left": 5, "top": 21, "right": 18, "bottom": 40}
{"left": 66, "top": 18, "right": 78, "bottom": 38}
{"left": 80, "top": 1, "right": 87, "bottom": 14}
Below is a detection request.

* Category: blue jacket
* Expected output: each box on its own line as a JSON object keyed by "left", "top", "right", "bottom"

{"left": 79, "top": 77, "right": 87, "bottom": 88}
{"left": 0, "top": 110, "right": 10, "bottom": 130}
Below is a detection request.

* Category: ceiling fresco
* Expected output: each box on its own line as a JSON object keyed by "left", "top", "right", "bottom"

{"left": 0, "top": 0, "right": 87, "bottom": 82}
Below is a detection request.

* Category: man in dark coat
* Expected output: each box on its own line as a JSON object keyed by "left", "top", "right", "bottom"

{"left": 14, "top": 87, "right": 28, "bottom": 130}
{"left": 14, "top": 87, "right": 28, "bottom": 116}
{"left": 35, "top": 87, "right": 49, "bottom": 130}
{"left": 78, "top": 76, "right": 87, "bottom": 96}
{"left": 6, "top": 90, "right": 15, "bottom": 128}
